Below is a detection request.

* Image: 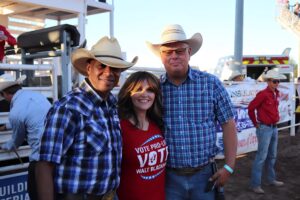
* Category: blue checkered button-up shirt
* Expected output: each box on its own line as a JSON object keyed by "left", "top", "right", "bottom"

{"left": 161, "top": 68, "right": 235, "bottom": 168}
{"left": 38, "top": 79, "right": 122, "bottom": 195}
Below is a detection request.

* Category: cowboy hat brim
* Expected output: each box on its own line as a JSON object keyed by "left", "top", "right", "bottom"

{"left": 0, "top": 75, "right": 27, "bottom": 100}
{"left": 71, "top": 48, "right": 138, "bottom": 76}
{"left": 262, "top": 70, "right": 287, "bottom": 80}
{"left": 228, "top": 71, "right": 245, "bottom": 81}
{"left": 263, "top": 74, "right": 287, "bottom": 80}
{"left": 146, "top": 33, "right": 203, "bottom": 57}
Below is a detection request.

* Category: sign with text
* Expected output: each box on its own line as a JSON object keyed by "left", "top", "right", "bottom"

{"left": 216, "top": 82, "right": 294, "bottom": 157}
{"left": 0, "top": 172, "right": 29, "bottom": 200}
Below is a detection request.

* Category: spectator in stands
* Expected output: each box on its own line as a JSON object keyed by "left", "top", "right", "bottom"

{"left": 295, "top": 77, "right": 300, "bottom": 133}
{"left": 0, "top": 74, "right": 51, "bottom": 200}
{"left": 284, "top": 0, "right": 292, "bottom": 10}
{"left": 0, "top": 25, "right": 17, "bottom": 63}
{"left": 294, "top": 2, "right": 300, "bottom": 16}
{"left": 36, "top": 36, "right": 137, "bottom": 200}
{"left": 146, "top": 24, "right": 237, "bottom": 200}
{"left": 248, "top": 69, "right": 286, "bottom": 194}
{"left": 117, "top": 71, "right": 167, "bottom": 200}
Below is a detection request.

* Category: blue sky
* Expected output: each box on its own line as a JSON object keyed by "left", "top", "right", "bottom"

{"left": 80, "top": 0, "right": 298, "bottom": 71}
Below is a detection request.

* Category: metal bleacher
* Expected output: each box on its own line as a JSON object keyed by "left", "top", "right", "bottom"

{"left": 0, "top": 63, "right": 57, "bottom": 174}
{"left": 0, "top": 24, "right": 80, "bottom": 174}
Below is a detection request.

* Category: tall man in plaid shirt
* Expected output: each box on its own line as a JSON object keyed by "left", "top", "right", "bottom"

{"left": 36, "top": 36, "right": 138, "bottom": 200}
{"left": 147, "top": 24, "right": 237, "bottom": 200}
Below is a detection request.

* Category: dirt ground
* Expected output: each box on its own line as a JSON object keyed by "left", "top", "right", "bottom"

{"left": 220, "top": 130, "right": 300, "bottom": 200}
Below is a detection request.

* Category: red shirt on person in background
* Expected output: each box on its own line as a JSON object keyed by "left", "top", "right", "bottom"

{"left": 248, "top": 86, "right": 280, "bottom": 127}
{"left": 0, "top": 25, "right": 17, "bottom": 62}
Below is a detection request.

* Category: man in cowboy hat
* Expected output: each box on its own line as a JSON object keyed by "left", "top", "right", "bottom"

{"left": 248, "top": 69, "right": 286, "bottom": 194}
{"left": 0, "top": 74, "right": 51, "bottom": 200}
{"left": 228, "top": 70, "right": 245, "bottom": 82}
{"left": 146, "top": 24, "right": 237, "bottom": 200}
{"left": 36, "top": 36, "right": 137, "bottom": 200}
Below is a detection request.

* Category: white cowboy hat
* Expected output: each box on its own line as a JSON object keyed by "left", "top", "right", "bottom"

{"left": 146, "top": 24, "right": 203, "bottom": 57}
{"left": 0, "top": 74, "right": 26, "bottom": 100}
{"left": 71, "top": 36, "right": 138, "bottom": 76}
{"left": 228, "top": 71, "right": 245, "bottom": 81}
{"left": 262, "top": 69, "right": 287, "bottom": 80}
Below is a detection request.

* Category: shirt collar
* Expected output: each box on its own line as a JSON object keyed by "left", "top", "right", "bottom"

{"left": 80, "top": 79, "right": 117, "bottom": 107}
{"left": 265, "top": 86, "right": 279, "bottom": 95}
{"left": 11, "top": 89, "right": 23, "bottom": 103}
{"left": 161, "top": 66, "right": 197, "bottom": 84}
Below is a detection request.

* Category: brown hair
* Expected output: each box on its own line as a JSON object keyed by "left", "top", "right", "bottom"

{"left": 118, "top": 71, "right": 164, "bottom": 130}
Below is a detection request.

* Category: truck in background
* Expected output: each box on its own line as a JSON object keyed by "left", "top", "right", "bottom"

{"left": 213, "top": 48, "right": 294, "bottom": 82}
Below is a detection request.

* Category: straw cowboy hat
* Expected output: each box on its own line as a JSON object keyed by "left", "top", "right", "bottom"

{"left": 228, "top": 71, "right": 245, "bottom": 81}
{"left": 0, "top": 74, "right": 26, "bottom": 100}
{"left": 262, "top": 69, "right": 287, "bottom": 80}
{"left": 146, "top": 24, "right": 203, "bottom": 57}
{"left": 71, "top": 36, "right": 138, "bottom": 76}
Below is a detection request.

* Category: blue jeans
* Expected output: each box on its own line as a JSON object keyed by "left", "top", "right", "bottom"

{"left": 250, "top": 124, "right": 278, "bottom": 187}
{"left": 166, "top": 164, "right": 215, "bottom": 200}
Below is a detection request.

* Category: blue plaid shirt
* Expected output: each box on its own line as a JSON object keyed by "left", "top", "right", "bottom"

{"left": 161, "top": 67, "right": 235, "bottom": 168}
{"left": 38, "top": 79, "right": 122, "bottom": 195}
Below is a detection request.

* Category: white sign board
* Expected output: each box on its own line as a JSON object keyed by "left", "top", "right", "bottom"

{"left": 216, "top": 82, "right": 294, "bottom": 156}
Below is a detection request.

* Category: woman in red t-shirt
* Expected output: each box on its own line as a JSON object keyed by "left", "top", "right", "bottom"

{"left": 117, "top": 71, "right": 167, "bottom": 200}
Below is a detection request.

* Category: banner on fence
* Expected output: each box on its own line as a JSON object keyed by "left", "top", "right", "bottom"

{"left": 0, "top": 171, "right": 29, "bottom": 199}
{"left": 216, "top": 82, "right": 294, "bottom": 157}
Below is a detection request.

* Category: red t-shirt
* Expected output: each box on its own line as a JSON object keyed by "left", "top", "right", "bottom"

{"left": 117, "top": 119, "right": 167, "bottom": 200}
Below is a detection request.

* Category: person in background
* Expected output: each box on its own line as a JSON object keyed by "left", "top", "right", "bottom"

{"left": 228, "top": 71, "right": 245, "bottom": 82}
{"left": 0, "top": 25, "right": 17, "bottom": 63}
{"left": 248, "top": 69, "right": 286, "bottom": 194}
{"left": 35, "top": 36, "right": 137, "bottom": 200}
{"left": 294, "top": 2, "right": 300, "bottom": 17}
{"left": 0, "top": 74, "right": 51, "bottom": 200}
{"left": 117, "top": 71, "right": 167, "bottom": 200}
{"left": 295, "top": 77, "right": 300, "bottom": 133}
{"left": 146, "top": 24, "right": 237, "bottom": 200}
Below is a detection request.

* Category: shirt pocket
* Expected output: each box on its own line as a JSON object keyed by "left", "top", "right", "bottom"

{"left": 86, "top": 121, "right": 109, "bottom": 153}
{"left": 73, "top": 117, "right": 109, "bottom": 155}
{"left": 265, "top": 99, "right": 274, "bottom": 106}
{"left": 188, "top": 91, "right": 214, "bottom": 122}
{"left": 264, "top": 99, "right": 277, "bottom": 111}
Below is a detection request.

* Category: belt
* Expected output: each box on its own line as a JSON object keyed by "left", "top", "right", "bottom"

{"left": 57, "top": 190, "right": 115, "bottom": 200}
{"left": 261, "top": 123, "right": 277, "bottom": 128}
{"left": 167, "top": 163, "right": 210, "bottom": 176}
